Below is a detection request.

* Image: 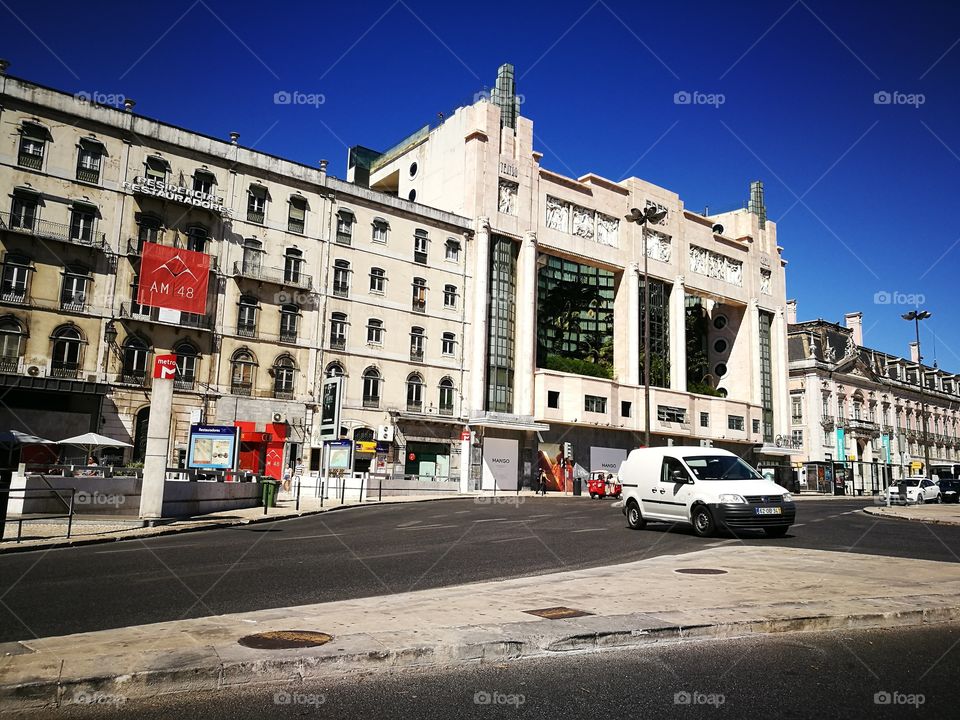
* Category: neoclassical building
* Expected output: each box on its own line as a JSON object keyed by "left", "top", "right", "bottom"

{"left": 787, "top": 307, "right": 960, "bottom": 493}
{"left": 349, "top": 64, "right": 794, "bottom": 489}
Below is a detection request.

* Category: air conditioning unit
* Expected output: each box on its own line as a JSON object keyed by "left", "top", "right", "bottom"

{"left": 272, "top": 412, "right": 286, "bottom": 423}
{"left": 87, "top": 373, "right": 98, "bottom": 383}
{"left": 26, "top": 363, "right": 44, "bottom": 377}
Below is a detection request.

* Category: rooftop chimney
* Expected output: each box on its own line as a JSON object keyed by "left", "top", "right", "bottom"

{"left": 844, "top": 311, "right": 863, "bottom": 346}
{"left": 123, "top": 98, "right": 136, "bottom": 112}
{"left": 786, "top": 299, "right": 797, "bottom": 325}
{"left": 748, "top": 180, "right": 766, "bottom": 229}
{"left": 909, "top": 341, "right": 921, "bottom": 364}
{"left": 319, "top": 159, "right": 328, "bottom": 181}
{"left": 229, "top": 131, "right": 240, "bottom": 145}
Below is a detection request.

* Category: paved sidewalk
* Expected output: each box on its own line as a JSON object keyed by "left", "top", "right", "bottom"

{"left": 3, "top": 544, "right": 959, "bottom": 713}
{"left": 864, "top": 502, "right": 960, "bottom": 526}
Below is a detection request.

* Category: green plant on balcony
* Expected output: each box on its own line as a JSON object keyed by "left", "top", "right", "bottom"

{"left": 543, "top": 354, "right": 613, "bottom": 379}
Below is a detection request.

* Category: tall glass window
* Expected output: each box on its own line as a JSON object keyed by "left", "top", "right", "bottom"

{"left": 759, "top": 311, "right": 774, "bottom": 443}
{"left": 639, "top": 277, "right": 671, "bottom": 388}
{"left": 486, "top": 236, "right": 517, "bottom": 412}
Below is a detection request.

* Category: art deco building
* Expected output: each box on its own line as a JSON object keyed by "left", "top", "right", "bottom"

{"left": 788, "top": 306, "right": 960, "bottom": 494}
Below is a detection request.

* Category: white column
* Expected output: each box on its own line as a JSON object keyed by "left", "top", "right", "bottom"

{"left": 748, "top": 299, "right": 761, "bottom": 406}
{"left": 626, "top": 262, "right": 640, "bottom": 386}
{"left": 140, "top": 370, "right": 173, "bottom": 520}
{"left": 805, "top": 372, "right": 821, "bottom": 461}
{"left": 469, "top": 218, "right": 491, "bottom": 415}
{"left": 772, "top": 307, "right": 790, "bottom": 439}
{"left": 669, "top": 275, "right": 686, "bottom": 393}
{"left": 514, "top": 231, "right": 537, "bottom": 416}
{"left": 459, "top": 436, "right": 471, "bottom": 493}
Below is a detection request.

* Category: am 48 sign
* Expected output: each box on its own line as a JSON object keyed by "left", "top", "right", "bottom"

{"left": 137, "top": 243, "right": 210, "bottom": 314}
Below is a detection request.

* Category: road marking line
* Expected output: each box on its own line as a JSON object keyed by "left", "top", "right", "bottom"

{"left": 571, "top": 528, "right": 607, "bottom": 533}
{"left": 528, "top": 514, "right": 553, "bottom": 519}
{"left": 396, "top": 520, "right": 422, "bottom": 527}
{"left": 472, "top": 518, "right": 508, "bottom": 523}
{"left": 95, "top": 544, "right": 199, "bottom": 554}
{"left": 275, "top": 533, "right": 345, "bottom": 541}
{"left": 792, "top": 523, "right": 806, "bottom": 527}
{"left": 398, "top": 524, "right": 458, "bottom": 531}
{"left": 358, "top": 550, "right": 426, "bottom": 560}
{"left": 490, "top": 536, "right": 537, "bottom": 544}
{"left": 454, "top": 511, "right": 471, "bottom": 514}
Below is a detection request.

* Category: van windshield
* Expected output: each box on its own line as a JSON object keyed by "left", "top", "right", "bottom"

{"left": 683, "top": 455, "right": 762, "bottom": 481}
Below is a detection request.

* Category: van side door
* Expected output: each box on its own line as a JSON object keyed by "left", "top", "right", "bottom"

{"left": 646, "top": 456, "right": 693, "bottom": 521}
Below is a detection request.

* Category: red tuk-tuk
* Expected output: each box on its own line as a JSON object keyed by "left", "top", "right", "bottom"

{"left": 588, "top": 471, "right": 621, "bottom": 499}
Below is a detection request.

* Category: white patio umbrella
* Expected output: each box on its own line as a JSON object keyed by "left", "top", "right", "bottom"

{"left": 58, "top": 432, "right": 133, "bottom": 462}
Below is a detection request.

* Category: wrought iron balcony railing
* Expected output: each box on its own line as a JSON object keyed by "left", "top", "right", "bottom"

{"left": 0, "top": 212, "right": 107, "bottom": 250}
{"left": 119, "top": 303, "right": 213, "bottom": 330}
{"left": 232, "top": 261, "right": 312, "bottom": 290}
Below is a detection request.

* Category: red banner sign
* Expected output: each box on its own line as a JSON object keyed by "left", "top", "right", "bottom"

{"left": 137, "top": 243, "right": 210, "bottom": 314}
{"left": 153, "top": 354, "right": 177, "bottom": 380}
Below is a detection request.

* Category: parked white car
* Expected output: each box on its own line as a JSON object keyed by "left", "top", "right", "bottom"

{"left": 619, "top": 447, "right": 796, "bottom": 538}
{"left": 886, "top": 477, "right": 941, "bottom": 505}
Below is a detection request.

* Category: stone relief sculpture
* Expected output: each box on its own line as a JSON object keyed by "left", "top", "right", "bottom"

{"left": 595, "top": 213, "right": 619, "bottom": 246}
{"left": 688, "top": 246, "right": 743, "bottom": 287}
{"left": 498, "top": 179, "right": 518, "bottom": 215}
{"left": 825, "top": 343, "right": 836, "bottom": 361}
{"left": 545, "top": 195, "right": 569, "bottom": 232}
{"left": 845, "top": 335, "right": 858, "bottom": 357}
{"left": 808, "top": 339, "right": 818, "bottom": 359}
{"left": 760, "top": 269, "right": 772, "bottom": 294}
{"left": 645, "top": 230, "right": 672, "bottom": 261}
{"left": 572, "top": 205, "right": 595, "bottom": 238}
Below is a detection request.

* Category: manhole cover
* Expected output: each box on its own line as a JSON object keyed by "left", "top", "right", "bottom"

{"left": 674, "top": 568, "right": 728, "bottom": 575}
{"left": 523, "top": 606, "right": 594, "bottom": 620}
{"left": 238, "top": 630, "right": 333, "bottom": 649}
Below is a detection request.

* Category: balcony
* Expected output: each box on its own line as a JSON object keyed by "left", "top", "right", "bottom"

{"left": 273, "top": 389, "right": 295, "bottom": 400}
{"left": 410, "top": 349, "right": 424, "bottom": 362}
{"left": 236, "top": 324, "right": 257, "bottom": 339}
{"left": 0, "top": 290, "right": 27, "bottom": 305}
{"left": 439, "top": 405, "right": 454, "bottom": 416}
{"left": 119, "top": 303, "right": 213, "bottom": 330}
{"left": 173, "top": 377, "right": 196, "bottom": 391}
{"left": 0, "top": 356, "right": 20, "bottom": 374}
{"left": 246, "top": 210, "right": 265, "bottom": 225}
{"left": 76, "top": 166, "right": 100, "bottom": 184}
{"left": 332, "top": 283, "right": 349, "bottom": 298}
{"left": 845, "top": 417, "right": 880, "bottom": 438}
{"left": 18, "top": 151, "right": 42, "bottom": 170}
{"left": 231, "top": 382, "right": 253, "bottom": 397}
{"left": 232, "top": 262, "right": 312, "bottom": 290}
{"left": 60, "top": 295, "right": 88, "bottom": 313}
{"left": 406, "top": 401, "right": 423, "bottom": 413}
{"left": 363, "top": 397, "right": 380, "bottom": 409}
{"left": 287, "top": 218, "right": 304, "bottom": 234}
{"left": 412, "top": 299, "right": 426, "bottom": 314}
{"left": 50, "top": 362, "right": 80, "bottom": 379}
{"left": 0, "top": 212, "right": 107, "bottom": 250}
{"left": 330, "top": 337, "right": 346, "bottom": 351}
{"left": 335, "top": 231, "right": 352, "bottom": 246}
{"left": 117, "top": 371, "right": 148, "bottom": 387}
{"left": 279, "top": 330, "right": 298, "bottom": 344}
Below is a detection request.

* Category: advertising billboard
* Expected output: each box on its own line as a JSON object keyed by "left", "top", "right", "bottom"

{"left": 138, "top": 242, "right": 210, "bottom": 314}
{"left": 318, "top": 376, "right": 343, "bottom": 439}
{"left": 482, "top": 437, "right": 518, "bottom": 491}
{"left": 326, "top": 440, "right": 353, "bottom": 470}
{"left": 187, "top": 425, "right": 240, "bottom": 470}
{"left": 590, "top": 446, "right": 627, "bottom": 475}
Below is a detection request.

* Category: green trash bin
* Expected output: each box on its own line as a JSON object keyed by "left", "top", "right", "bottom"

{"left": 260, "top": 478, "right": 279, "bottom": 507}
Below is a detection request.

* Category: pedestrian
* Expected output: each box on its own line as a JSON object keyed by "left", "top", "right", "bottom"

{"left": 282, "top": 465, "right": 292, "bottom": 493}
{"left": 537, "top": 469, "right": 547, "bottom": 495}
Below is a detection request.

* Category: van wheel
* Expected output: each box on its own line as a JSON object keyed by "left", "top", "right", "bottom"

{"left": 692, "top": 506, "right": 716, "bottom": 538}
{"left": 625, "top": 501, "right": 645, "bottom": 530}
{"left": 765, "top": 526, "right": 789, "bottom": 538}
{"left": 916, "top": 495, "right": 924, "bottom": 505}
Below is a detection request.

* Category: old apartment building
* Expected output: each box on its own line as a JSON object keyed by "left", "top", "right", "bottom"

{"left": 0, "top": 65, "right": 472, "bottom": 478}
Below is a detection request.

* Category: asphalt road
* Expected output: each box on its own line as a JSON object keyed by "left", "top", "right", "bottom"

{"left": 17, "top": 622, "right": 960, "bottom": 719}
{"left": 1, "top": 497, "right": 958, "bottom": 642}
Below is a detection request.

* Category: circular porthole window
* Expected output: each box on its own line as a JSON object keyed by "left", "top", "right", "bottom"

{"left": 714, "top": 363, "right": 728, "bottom": 377}
{"left": 713, "top": 339, "right": 728, "bottom": 354}
{"left": 408, "top": 189, "right": 417, "bottom": 202}
{"left": 409, "top": 162, "right": 418, "bottom": 178}
{"left": 713, "top": 315, "right": 728, "bottom": 330}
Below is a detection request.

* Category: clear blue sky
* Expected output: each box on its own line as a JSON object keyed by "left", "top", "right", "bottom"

{"left": 4, "top": 0, "right": 959, "bottom": 368}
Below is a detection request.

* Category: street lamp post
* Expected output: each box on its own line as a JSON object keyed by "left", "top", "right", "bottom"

{"left": 902, "top": 310, "right": 932, "bottom": 477}
{"left": 624, "top": 206, "right": 667, "bottom": 447}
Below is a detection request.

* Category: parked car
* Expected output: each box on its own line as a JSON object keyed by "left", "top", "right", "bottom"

{"left": 619, "top": 447, "right": 796, "bottom": 538}
{"left": 936, "top": 478, "right": 959, "bottom": 504}
{"left": 886, "top": 477, "right": 941, "bottom": 505}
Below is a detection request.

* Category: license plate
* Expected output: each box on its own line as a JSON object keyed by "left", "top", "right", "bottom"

{"left": 755, "top": 507, "right": 782, "bottom": 515}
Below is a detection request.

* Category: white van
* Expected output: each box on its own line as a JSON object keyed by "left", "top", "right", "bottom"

{"left": 620, "top": 447, "right": 796, "bottom": 537}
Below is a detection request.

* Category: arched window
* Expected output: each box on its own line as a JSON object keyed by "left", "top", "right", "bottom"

{"left": 0, "top": 319, "right": 24, "bottom": 372}
{"left": 443, "top": 284, "right": 458, "bottom": 309}
{"left": 406, "top": 373, "right": 424, "bottom": 412}
{"left": 231, "top": 350, "right": 257, "bottom": 395}
{"left": 242, "top": 238, "right": 262, "bottom": 275}
{"left": 441, "top": 332, "right": 456, "bottom": 356}
{"left": 410, "top": 327, "right": 425, "bottom": 361}
{"left": 411, "top": 277, "right": 426, "bottom": 313}
{"left": 284, "top": 248, "right": 304, "bottom": 284}
{"left": 336, "top": 208, "right": 354, "bottom": 244}
{"left": 413, "top": 228, "right": 428, "bottom": 264}
{"left": 51, "top": 326, "right": 83, "bottom": 378}
{"left": 247, "top": 184, "right": 268, "bottom": 224}
{"left": 69, "top": 202, "right": 97, "bottom": 243}
{"left": 330, "top": 312, "right": 347, "bottom": 349}
{"left": 362, "top": 367, "right": 381, "bottom": 408}
{"left": 193, "top": 169, "right": 216, "bottom": 195}
{"left": 18, "top": 122, "right": 48, "bottom": 170}
{"left": 237, "top": 295, "right": 258, "bottom": 337}
{"left": 273, "top": 355, "right": 296, "bottom": 398}
{"left": 135, "top": 214, "right": 162, "bottom": 251}
{"left": 280, "top": 304, "right": 300, "bottom": 343}
{"left": 133, "top": 406, "right": 150, "bottom": 463}
{"left": 367, "top": 318, "right": 384, "bottom": 344}
{"left": 185, "top": 224, "right": 208, "bottom": 253}
{"left": 369, "top": 267, "right": 385, "bottom": 294}
{"left": 288, "top": 195, "right": 307, "bottom": 234}
{"left": 60, "top": 264, "right": 90, "bottom": 311}
{"left": 174, "top": 342, "right": 198, "bottom": 390}
{"left": 325, "top": 361, "right": 345, "bottom": 378}
{"left": 121, "top": 336, "right": 149, "bottom": 384}
{"left": 1, "top": 254, "right": 32, "bottom": 303}
{"left": 438, "top": 377, "right": 455, "bottom": 415}
{"left": 333, "top": 259, "right": 350, "bottom": 297}
{"left": 371, "top": 217, "right": 389, "bottom": 243}
{"left": 76, "top": 139, "right": 104, "bottom": 184}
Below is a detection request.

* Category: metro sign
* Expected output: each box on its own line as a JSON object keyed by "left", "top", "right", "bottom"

{"left": 138, "top": 243, "right": 210, "bottom": 314}
{"left": 153, "top": 354, "right": 177, "bottom": 380}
